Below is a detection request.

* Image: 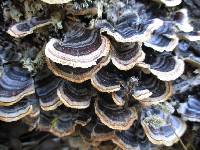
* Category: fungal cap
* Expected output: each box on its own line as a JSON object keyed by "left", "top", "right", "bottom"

{"left": 7, "top": 17, "right": 51, "bottom": 38}
{"left": 46, "top": 53, "right": 111, "bottom": 83}
{"left": 0, "top": 101, "right": 33, "bottom": 122}
{"left": 45, "top": 32, "right": 110, "bottom": 68}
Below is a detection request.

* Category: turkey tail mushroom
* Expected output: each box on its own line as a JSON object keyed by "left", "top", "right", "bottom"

{"left": 141, "top": 106, "right": 186, "bottom": 146}
{"left": 45, "top": 26, "right": 110, "bottom": 68}
{"left": 132, "top": 73, "right": 173, "bottom": 106}
{"left": 177, "top": 96, "right": 200, "bottom": 122}
{"left": 96, "top": 16, "right": 163, "bottom": 43}
{"left": 0, "top": 65, "right": 35, "bottom": 106}
{"left": 91, "top": 63, "right": 124, "bottom": 93}
{"left": 7, "top": 17, "right": 52, "bottom": 38}
{"left": 94, "top": 94, "right": 138, "bottom": 130}
{"left": 34, "top": 68, "right": 62, "bottom": 111}
{"left": 139, "top": 52, "right": 184, "bottom": 81}
{"left": 57, "top": 81, "right": 94, "bottom": 109}
{"left": 0, "top": 100, "right": 32, "bottom": 122}
{"left": 111, "top": 40, "right": 145, "bottom": 71}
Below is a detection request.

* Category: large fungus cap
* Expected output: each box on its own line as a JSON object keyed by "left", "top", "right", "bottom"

{"left": 177, "top": 96, "right": 200, "bottom": 122}
{"left": 0, "top": 65, "right": 35, "bottom": 106}
{"left": 45, "top": 25, "right": 110, "bottom": 68}
{"left": 46, "top": 52, "right": 110, "bottom": 83}
{"left": 132, "top": 73, "right": 173, "bottom": 106}
{"left": 94, "top": 94, "right": 138, "bottom": 130}
{"left": 96, "top": 15, "right": 163, "bottom": 43}
{"left": 144, "top": 22, "right": 179, "bottom": 52}
{"left": 41, "top": 0, "right": 72, "bottom": 4}
{"left": 111, "top": 41, "right": 145, "bottom": 70}
{"left": 141, "top": 106, "right": 186, "bottom": 146}
{"left": 7, "top": 17, "right": 51, "bottom": 38}
{"left": 91, "top": 63, "right": 124, "bottom": 93}
{"left": 57, "top": 80, "right": 94, "bottom": 109}
{"left": 152, "top": 0, "right": 182, "bottom": 7}
{"left": 0, "top": 100, "right": 32, "bottom": 122}
{"left": 34, "top": 69, "right": 62, "bottom": 111}
{"left": 141, "top": 52, "right": 184, "bottom": 81}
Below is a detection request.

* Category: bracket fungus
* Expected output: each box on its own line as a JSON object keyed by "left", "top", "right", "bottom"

{"left": 1, "top": 0, "right": 199, "bottom": 149}
{"left": 80, "top": 120, "right": 114, "bottom": 143}
{"left": 94, "top": 94, "right": 138, "bottom": 130}
{"left": 7, "top": 17, "right": 52, "bottom": 38}
{"left": 111, "top": 41, "right": 145, "bottom": 71}
{"left": 57, "top": 80, "right": 94, "bottom": 109}
{"left": 45, "top": 26, "right": 110, "bottom": 68}
{"left": 177, "top": 96, "right": 200, "bottom": 122}
{"left": 91, "top": 63, "right": 124, "bottom": 93}
{"left": 0, "top": 65, "right": 35, "bottom": 106}
{"left": 96, "top": 16, "right": 163, "bottom": 43}
{"left": 144, "top": 22, "right": 179, "bottom": 52}
{"left": 141, "top": 106, "right": 186, "bottom": 146}
{"left": 0, "top": 100, "right": 32, "bottom": 122}
{"left": 112, "top": 124, "right": 151, "bottom": 150}
{"left": 45, "top": 25, "right": 111, "bottom": 83}
{"left": 37, "top": 108, "right": 91, "bottom": 137}
{"left": 34, "top": 68, "right": 62, "bottom": 111}
{"left": 140, "top": 52, "right": 185, "bottom": 81}
{"left": 132, "top": 73, "right": 173, "bottom": 106}
{"left": 46, "top": 54, "right": 110, "bottom": 83}
{"left": 50, "top": 113, "right": 77, "bottom": 137}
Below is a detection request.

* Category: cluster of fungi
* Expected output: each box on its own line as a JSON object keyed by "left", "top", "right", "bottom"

{"left": 0, "top": 0, "right": 200, "bottom": 149}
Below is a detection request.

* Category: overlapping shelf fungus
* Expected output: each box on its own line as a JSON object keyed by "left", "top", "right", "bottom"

{"left": 1, "top": 0, "right": 200, "bottom": 149}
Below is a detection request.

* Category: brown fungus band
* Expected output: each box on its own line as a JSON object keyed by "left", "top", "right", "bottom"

{"left": 173, "top": 9, "right": 193, "bottom": 33}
